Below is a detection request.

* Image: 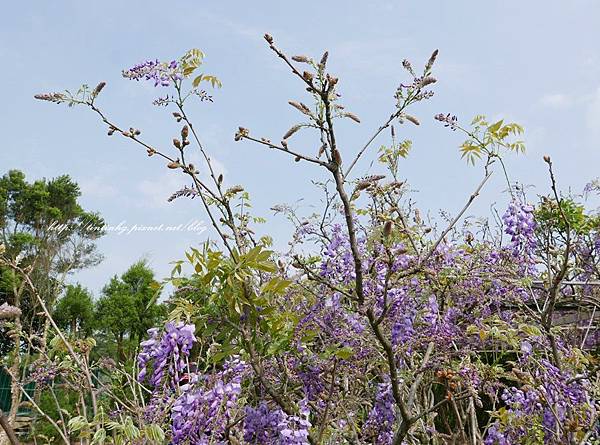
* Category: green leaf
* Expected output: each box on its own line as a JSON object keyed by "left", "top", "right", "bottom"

{"left": 91, "top": 428, "right": 106, "bottom": 445}
{"left": 335, "top": 346, "right": 354, "bottom": 360}
{"left": 68, "top": 416, "right": 88, "bottom": 433}
{"left": 488, "top": 119, "right": 504, "bottom": 134}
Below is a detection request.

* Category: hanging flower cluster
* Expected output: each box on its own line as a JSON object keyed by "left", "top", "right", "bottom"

{"left": 122, "top": 59, "right": 182, "bottom": 87}
{"left": 502, "top": 200, "right": 537, "bottom": 260}
{"left": 137, "top": 322, "right": 196, "bottom": 387}
{"left": 243, "top": 400, "right": 312, "bottom": 445}
{"left": 171, "top": 357, "right": 249, "bottom": 444}
{"left": 485, "top": 358, "right": 596, "bottom": 445}
{"left": 362, "top": 382, "right": 397, "bottom": 444}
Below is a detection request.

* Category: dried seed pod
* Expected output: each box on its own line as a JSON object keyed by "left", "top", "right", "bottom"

{"left": 283, "top": 125, "right": 302, "bottom": 140}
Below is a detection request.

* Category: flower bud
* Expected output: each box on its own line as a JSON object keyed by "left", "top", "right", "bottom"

{"left": 419, "top": 76, "right": 437, "bottom": 87}
{"left": 302, "top": 71, "right": 314, "bottom": 82}
{"left": 167, "top": 161, "right": 180, "bottom": 169}
{"left": 283, "top": 125, "right": 301, "bottom": 140}
{"left": 543, "top": 155, "right": 551, "bottom": 164}
{"left": 326, "top": 74, "right": 339, "bottom": 86}
{"left": 404, "top": 114, "right": 420, "bottom": 126}
{"left": 234, "top": 127, "right": 249, "bottom": 141}
{"left": 227, "top": 185, "right": 244, "bottom": 194}
{"left": 426, "top": 49, "right": 439, "bottom": 72}
{"left": 93, "top": 81, "right": 106, "bottom": 96}
{"left": 317, "top": 144, "right": 326, "bottom": 158}
{"left": 319, "top": 51, "right": 329, "bottom": 68}
{"left": 173, "top": 138, "right": 182, "bottom": 149}
{"left": 383, "top": 221, "right": 393, "bottom": 238}
{"left": 181, "top": 125, "right": 189, "bottom": 140}
{"left": 292, "top": 55, "right": 310, "bottom": 63}
{"left": 264, "top": 34, "right": 274, "bottom": 44}
{"left": 344, "top": 112, "right": 361, "bottom": 123}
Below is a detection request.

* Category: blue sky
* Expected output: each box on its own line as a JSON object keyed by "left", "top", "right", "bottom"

{"left": 1, "top": 1, "right": 599, "bottom": 295}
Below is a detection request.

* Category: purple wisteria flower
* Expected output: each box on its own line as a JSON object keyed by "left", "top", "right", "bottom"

{"left": 170, "top": 357, "right": 249, "bottom": 444}
{"left": 362, "top": 382, "right": 396, "bottom": 444}
{"left": 244, "top": 400, "right": 312, "bottom": 445}
{"left": 137, "top": 322, "right": 196, "bottom": 387}
{"left": 502, "top": 200, "right": 537, "bottom": 269}
{"left": 122, "top": 59, "right": 182, "bottom": 87}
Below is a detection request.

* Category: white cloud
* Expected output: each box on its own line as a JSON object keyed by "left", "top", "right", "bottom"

{"left": 80, "top": 176, "right": 119, "bottom": 199}
{"left": 540, "top": 93, "right": 573, "bottom": 109}
{"left": 135, "top": 155, "right": 228, "bottom": 209}
{"left": 136, "top": 172, "right": 189, "bottom": 208}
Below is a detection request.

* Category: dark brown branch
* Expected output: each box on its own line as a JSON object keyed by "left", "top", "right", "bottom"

{"left": 0, "top": 410, "right": 19, "bottom": 445}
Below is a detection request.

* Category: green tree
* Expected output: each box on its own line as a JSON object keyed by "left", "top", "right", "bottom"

{"left": 0, "top": 169, "right": 103, "bottom": 429}
{"left": 53, "top": 284, "right": 94, "bottom": 336}
{"left": 94, "top": 261, "right": 164, "bottom": 361}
